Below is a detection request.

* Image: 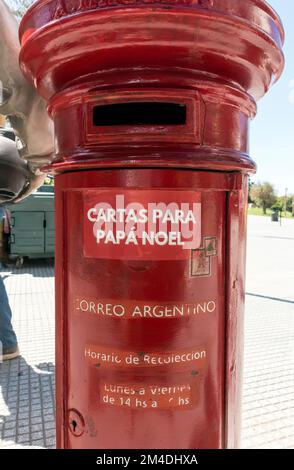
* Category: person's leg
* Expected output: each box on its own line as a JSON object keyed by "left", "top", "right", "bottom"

{"left": 0, "top": 275, "right": 18, "bottom": 355}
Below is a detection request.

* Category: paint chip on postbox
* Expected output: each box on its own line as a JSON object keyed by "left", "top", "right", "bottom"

{"left": 84, "top": 189, "right": 201, "bottom": 260}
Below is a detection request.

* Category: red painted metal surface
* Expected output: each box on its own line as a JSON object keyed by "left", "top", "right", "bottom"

{"left": 19, "top": 1, "right": 284, "bottom": 448}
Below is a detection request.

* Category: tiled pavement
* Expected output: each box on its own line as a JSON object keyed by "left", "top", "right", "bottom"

{"left": 0, "top": 216, "right": 293, "bottom": 449}
{"left": 0, "top": 260, "right": 55, "bottom": 449}
{"left": 242, "top": 295, "right": 294, "bottom": 449}
{"left": 241, "top": 216, "right": 294, "bottom": 449}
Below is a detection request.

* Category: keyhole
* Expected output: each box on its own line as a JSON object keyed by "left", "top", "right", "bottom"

{"left": 68, "top": 409, "right": 85, "bottom": 437}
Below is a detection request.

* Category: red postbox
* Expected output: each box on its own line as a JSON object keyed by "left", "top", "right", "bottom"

{"left": 19, "top": 1, "right": 284, "bottom": 449}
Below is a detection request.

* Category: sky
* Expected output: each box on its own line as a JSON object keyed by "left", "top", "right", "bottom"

{"left": 251, "top": 0, "right": 294, "bottom": 195}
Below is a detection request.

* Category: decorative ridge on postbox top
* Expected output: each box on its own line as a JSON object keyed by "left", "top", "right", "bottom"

{"left": 19, "top": 0, "right": 285, "bottom": 104}
{"left": 19, "top": 0, "right": 284, "bottom": 47}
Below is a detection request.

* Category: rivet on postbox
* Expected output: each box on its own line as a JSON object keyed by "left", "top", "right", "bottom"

{"left": 19, "top": 1, "right": 284, "bottom": 449}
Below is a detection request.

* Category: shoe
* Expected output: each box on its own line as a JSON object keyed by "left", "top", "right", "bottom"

{"left": 0, "top": 345, "right": 20, "bottom": 361}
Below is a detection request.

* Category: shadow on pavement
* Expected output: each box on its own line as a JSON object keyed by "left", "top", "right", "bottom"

{"left": 0, "top": 356, "right": 55, "bottom": 448}
{"left": 246, "top": 292, "right": 294, "bottom": 305}
{"left": 0, "top": 259, "right": 54, "bottom": 278}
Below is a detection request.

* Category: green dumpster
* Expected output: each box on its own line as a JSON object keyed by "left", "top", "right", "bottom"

{"left": 6, "top": 186, "right": 54, "bottom": 266}
{"left": 271, "top": 210, "right": 279, "bottom": 222}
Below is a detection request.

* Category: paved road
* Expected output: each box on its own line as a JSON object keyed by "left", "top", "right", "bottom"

{"left": 0, "top": 215, "right": 293, "bottom": 449}
{"left": 246, "top": 215, "right": 294, "bottom": 301}
{"left": 242, "top": 216, "right": 294, "bottom": 449}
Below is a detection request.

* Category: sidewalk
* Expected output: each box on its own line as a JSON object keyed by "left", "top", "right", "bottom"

{"left": 241, "top": 216, "right": 294, "bottom": 449}
{"left": 0, "top": 215, "right": 294, "bottom": 449}
{"left": 0, "top": 261, "right": 55, "bottom": 448}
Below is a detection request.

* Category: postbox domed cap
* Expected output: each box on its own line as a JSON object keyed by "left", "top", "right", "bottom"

{"left": 19, "top": 0, "right": 284, "bottom": 103}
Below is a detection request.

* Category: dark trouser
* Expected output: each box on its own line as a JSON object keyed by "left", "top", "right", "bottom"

{"left": 0, "top": 275, "right": 17, "bottom": 350}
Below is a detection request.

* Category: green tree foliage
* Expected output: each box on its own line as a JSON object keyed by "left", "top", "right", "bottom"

{"left": 250, "top": 182, "right": 277, "bottom": 215}
{"left": 248, "top": 178, "right": 254, "bottom": 204}
{"left": 44, "top": 175, "right": 54, "bottom": 186}
{"left": 280, "top": 195, "right": 293, "bottom": 213}
{"left": 6, "top": 0, "right": 34, "bottom": 19}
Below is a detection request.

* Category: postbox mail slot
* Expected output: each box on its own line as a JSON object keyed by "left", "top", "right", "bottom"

{"left": 93, "top": 102, "right": 187, "bottom": 127}
{"left": 84, "top": 90, "right": 201, "bottom": 145}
